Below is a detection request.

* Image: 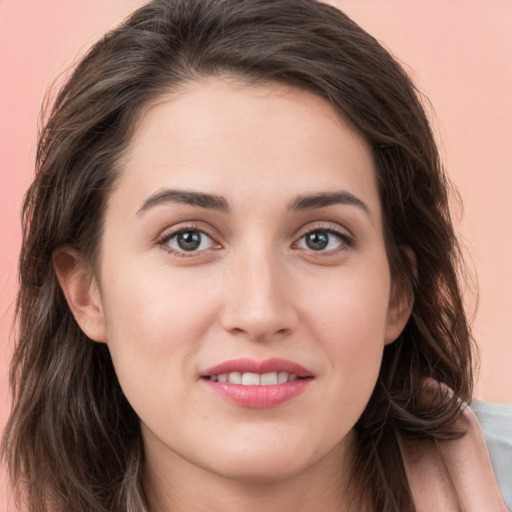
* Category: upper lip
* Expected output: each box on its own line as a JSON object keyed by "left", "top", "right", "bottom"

{"left": 201, "top": 358, "right": 314, "bottom": 378}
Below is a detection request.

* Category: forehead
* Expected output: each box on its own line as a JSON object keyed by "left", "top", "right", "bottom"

{"left": 112, "top": 77, "right": 381, "bottom": 219}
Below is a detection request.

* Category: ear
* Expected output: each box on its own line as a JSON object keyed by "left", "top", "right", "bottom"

{"left": 384, "top": 247, "right": 416, "bottom": 345}
{"left": 53, "top": 248, "right": 107, "bottom": 343}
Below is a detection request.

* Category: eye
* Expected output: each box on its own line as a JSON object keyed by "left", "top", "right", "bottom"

{"left": 162, "top": 229, "right": 217, "bottom": 254}
{"left": 296, "top": 229, "right": 349, "bottom": 252}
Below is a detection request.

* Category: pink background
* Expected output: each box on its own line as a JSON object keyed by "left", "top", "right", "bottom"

{"left": 1, "top": 1, "right": 511, "bottom": 509}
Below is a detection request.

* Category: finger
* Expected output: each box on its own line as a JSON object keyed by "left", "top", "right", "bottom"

{"left": 399, "top": 434, "right": 460, "bottom": 512}
{"left": 435, "top": 404, "right": 508, "bottom": 512}
{"left": 404, "top": 378, "right": 508, "bottom": 512}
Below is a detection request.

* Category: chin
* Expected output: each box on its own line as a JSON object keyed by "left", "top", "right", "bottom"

{"left": 212, "top": 456, "right": 309, "bottom": 484}
{"left": 201, "top": 434, "right": 324, "bottom": 483}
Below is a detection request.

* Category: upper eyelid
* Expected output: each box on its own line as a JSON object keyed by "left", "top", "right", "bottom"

{"left": 292, "top": 221, "right": 353, "bottom": 240}
{"left": 157, "top": 222, "right": 217, "bottom": 242}
{"left": 163, "top": 228, "right": 213, "bottom": 243}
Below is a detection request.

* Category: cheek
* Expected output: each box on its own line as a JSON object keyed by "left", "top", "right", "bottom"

{"left": 98, "top": 260, "right": 220, "bottom": 407}
{"left": 304, "top": 266, "right": 391, "bottom": 404}
{"left": 306, "top": 263, "right": 391, "bottom": 347}
{"left": 102, "top": 252, "right": 219, "bottom": 340}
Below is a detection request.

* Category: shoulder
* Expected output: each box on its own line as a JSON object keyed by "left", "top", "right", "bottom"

{"left": 472, "top": 400, "right": 512, "bottom": 510}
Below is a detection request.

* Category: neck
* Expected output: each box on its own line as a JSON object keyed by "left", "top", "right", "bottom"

{"left": 142, "top": 429, "right": 368, "bottom": 512}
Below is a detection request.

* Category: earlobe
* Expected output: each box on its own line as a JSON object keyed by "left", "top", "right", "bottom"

{"left": 384, "top": 288, "right": 413, "bottom": 345}
{"left": 53, "top": 249, "right": 107, "bottom": 343}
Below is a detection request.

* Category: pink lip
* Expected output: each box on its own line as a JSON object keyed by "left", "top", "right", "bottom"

{"left": 201, "top": 358, "right": 314, "bottom": 378}
{"left": 200, "top": 358, "right": 314, "bottom": 408}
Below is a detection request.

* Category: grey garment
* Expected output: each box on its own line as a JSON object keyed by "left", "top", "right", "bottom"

{"left": 472, "top": 400, "right": 512, "bottom": 510}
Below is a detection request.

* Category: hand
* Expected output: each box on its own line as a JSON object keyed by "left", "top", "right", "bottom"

{"left": 399, "top": 388, "right": 508, "bottom": 511}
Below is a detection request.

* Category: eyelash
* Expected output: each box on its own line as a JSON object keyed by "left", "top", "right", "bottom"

{"left": 157, "top": 223, "right": 354, "bottom": 258}
{"left": 294, "top": 225, "right": 354, "bottom": 256}
{"left": 157, "top": 223, "right": 219, "bottom": 258}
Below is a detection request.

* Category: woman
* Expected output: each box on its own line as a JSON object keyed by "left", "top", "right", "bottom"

{"left": 1, "top": 0, "right": 508, "bottom": 510}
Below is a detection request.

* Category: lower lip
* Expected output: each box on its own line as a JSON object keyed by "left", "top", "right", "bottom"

{"left": 202, "top": 379, "right": 312, "bottom": 408}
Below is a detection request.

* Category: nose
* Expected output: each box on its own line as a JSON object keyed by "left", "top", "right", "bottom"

{"left": 220, "top": 247, "right": 298, "bottom": 342}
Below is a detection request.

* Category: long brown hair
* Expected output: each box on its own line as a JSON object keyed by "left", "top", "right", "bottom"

{"left": 2, "top": 1, "right": 475, "bottom": 510}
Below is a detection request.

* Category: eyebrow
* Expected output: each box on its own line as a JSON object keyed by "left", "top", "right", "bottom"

{"left": 136, "top": 188, "right": 372, "bottom": 220}
{"left": 136, "top": 189, "right": 230, "bottom": 215}
{"left": 288, "top": 191, "right": 372, "bottom": 219}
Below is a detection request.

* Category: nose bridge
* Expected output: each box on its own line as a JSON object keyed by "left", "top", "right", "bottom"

{"left": 221, "top": 240, "right": 296, "bottom": 341}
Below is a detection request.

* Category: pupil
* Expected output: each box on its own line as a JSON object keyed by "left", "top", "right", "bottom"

{"left": 177, "top": 231, "right": 201, "bottom": 251}
{"left": 306, "top": 231, "right": 329, "bottom": 250}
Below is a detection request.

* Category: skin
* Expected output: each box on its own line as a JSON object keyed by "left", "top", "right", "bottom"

{"left": 399, "top": 380, "right": 508, "bottom": 512}
{"left": 54, "top": 77, "right": 507, "bottom": 511}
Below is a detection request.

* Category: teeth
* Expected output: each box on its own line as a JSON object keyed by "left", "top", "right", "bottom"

{"left": 228, "top": 372, "right": 242, "bottom": 384}
{"left": 212, "top": 371, "right": 299, "bottom": 385}
{"left": 241, "top": 372, "right": 260, "bottom": 385}
{"left": 260, "top": 372, "right": 278, "bottom": 385}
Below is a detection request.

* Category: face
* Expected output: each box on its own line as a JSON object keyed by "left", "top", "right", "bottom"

{"left": 63, "top": 77, "right": 411, "bottom": 485}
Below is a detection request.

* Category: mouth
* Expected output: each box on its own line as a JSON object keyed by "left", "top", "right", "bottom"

{"left": 200, "top": 358, "right": 314, "bottom": 408}
{"left": 203, "top": 371, "right": 307, "bottom": 385}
